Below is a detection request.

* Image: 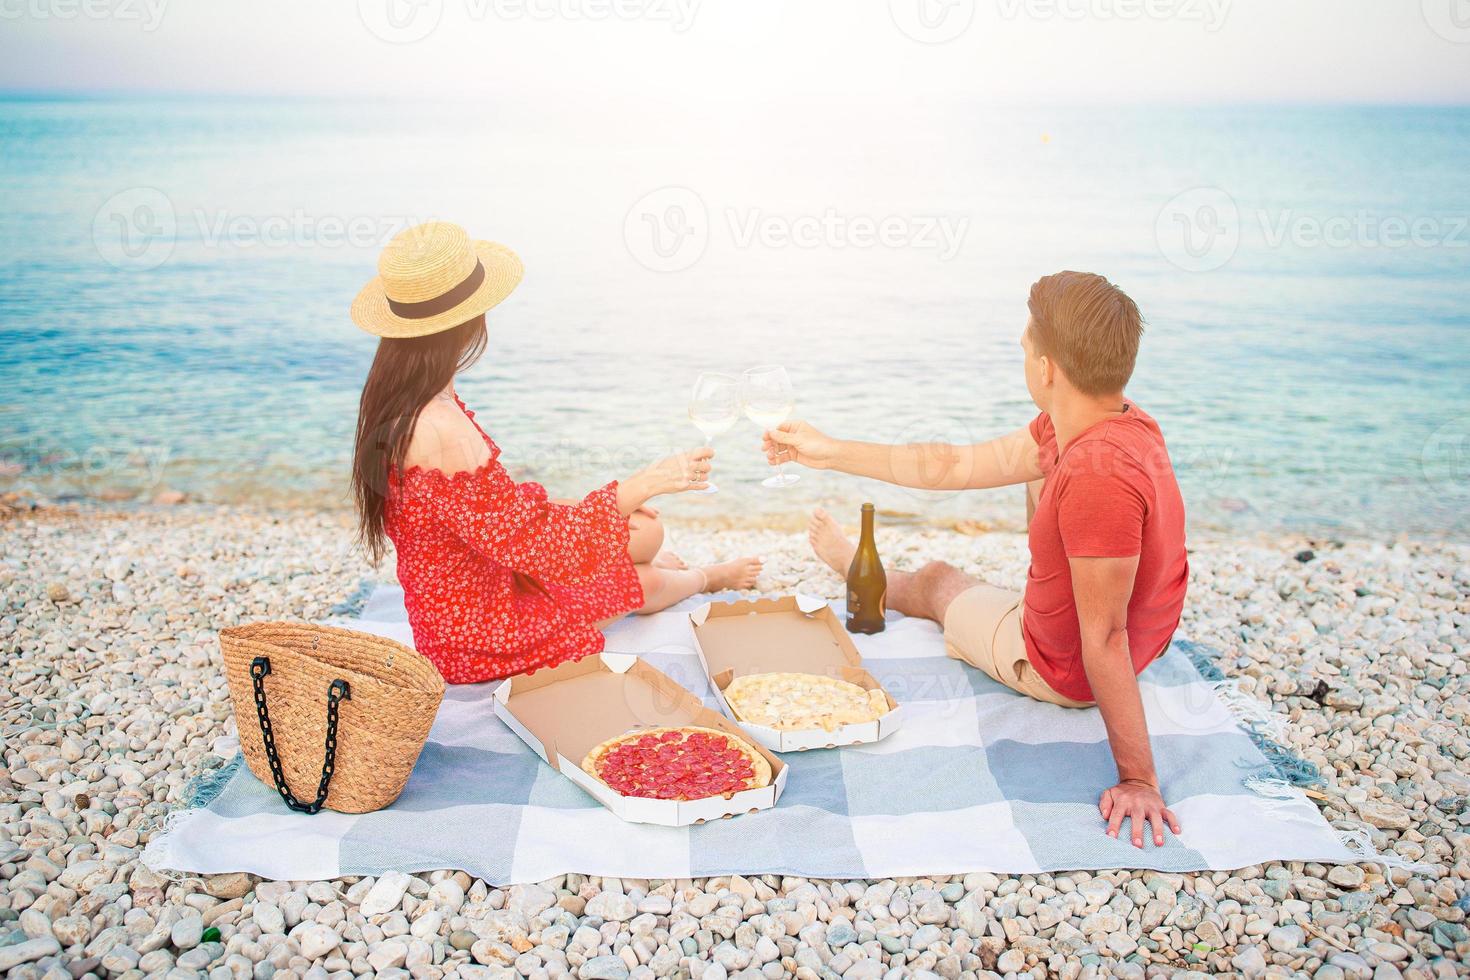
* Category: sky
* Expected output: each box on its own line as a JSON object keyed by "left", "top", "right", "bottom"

{"left": 2, "top": 0, "right": 1469, "bottom": 104}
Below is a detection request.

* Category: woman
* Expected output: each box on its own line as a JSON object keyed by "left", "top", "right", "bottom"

{"left": 349, "top": 221, "right": 760, "bottom": 684}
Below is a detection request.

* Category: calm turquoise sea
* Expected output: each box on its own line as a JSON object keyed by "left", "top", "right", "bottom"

{"left": 1, "top": 97, "right": 1467, "bottom": 538}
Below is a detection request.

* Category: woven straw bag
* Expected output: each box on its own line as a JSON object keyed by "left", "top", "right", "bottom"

{"left": 221, "top": 622, "right": 445, "bottom": 814}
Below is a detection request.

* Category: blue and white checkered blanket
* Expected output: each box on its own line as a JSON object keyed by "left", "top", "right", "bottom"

{"left": 145, "top": 585, "right": 1352, "bottom": 883}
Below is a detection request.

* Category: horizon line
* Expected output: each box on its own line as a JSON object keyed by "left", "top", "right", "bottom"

{"left": 3, "top": 89, "right": 1470, "bottom": 109}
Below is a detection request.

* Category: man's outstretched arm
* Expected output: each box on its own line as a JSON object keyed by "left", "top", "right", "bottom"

{"left": 1070, "top": 553, "right": 1182, "bottom": 847}
{"left": 761, "top": 421, "right": 1043, "bottom": 492}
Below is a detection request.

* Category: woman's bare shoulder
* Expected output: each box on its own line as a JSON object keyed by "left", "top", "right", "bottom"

{"left": 404, "top": 400, "right": 491, "bottom": 475}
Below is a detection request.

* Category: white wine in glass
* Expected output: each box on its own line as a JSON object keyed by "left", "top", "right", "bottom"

{"left": 742, "top": 364, "right": 800, "bottom": 488}
{"left": 688, "top": 372, "right": 741, "bottom": 495}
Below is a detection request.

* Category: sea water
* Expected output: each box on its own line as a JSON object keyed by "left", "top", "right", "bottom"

{"left": 1, "top": 96, "right": 1466, "bottom": 538}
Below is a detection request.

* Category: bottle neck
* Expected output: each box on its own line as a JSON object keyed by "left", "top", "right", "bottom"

{"left": 859, "top": 507, "right": 875, "bottom": 542}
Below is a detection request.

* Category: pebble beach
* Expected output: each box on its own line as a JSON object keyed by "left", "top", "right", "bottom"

{"left": 2, "top": 502, "right": 1468, "bottom": 980}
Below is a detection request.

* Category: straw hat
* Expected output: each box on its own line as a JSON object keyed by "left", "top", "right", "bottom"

{"left": 352, "top": 221, "right": 523, "bottom": 339}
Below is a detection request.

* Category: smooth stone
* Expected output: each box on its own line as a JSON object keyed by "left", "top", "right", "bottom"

{"left": 298, "top": 925, "right": 341, "bottom": 960}
{"left": 367, "top": 939, "right": 409, "bottom": 971}
{"left": 361, "top": 873, "right": 414, "bottom": 917}
{"left": 428, "top": 879, "right": 465, "bottom": 913}
{"left": 204, "top": 874, "right": 255, "bottom": 900}
{"left": 996, "top": 949, "right": 1025, "bottom": 973}
{"left": 171, "top": 916, "right": 204, "bottom": 950}
{"left": 1355, "top": 801, "right": 1411, "bottom": 830}
{"left": 251, "top": 903, "right": 284, "bottom": 935}
{"left": 1232, "top": 945, "right": 1268, "bottom": 977}
{"left": 1267, "top": 925, "right": 1305, "bottom": 952}
{"left": 910, "top": 925, "right": 941, "bottom": 951}
{"left": 585, "top": 893, "right": 637, "bottom": 923}
{"left": 1327, "top": 866, "right": 1365, "bottom": 889}
{"left": 0, "top": 937, "right": 62, "bottom": 971}
{"left": 580, "top": 954, "right": 631, "bottom": 980}
{"left": 177, "top": 941, "right": 224, "bottom": 969}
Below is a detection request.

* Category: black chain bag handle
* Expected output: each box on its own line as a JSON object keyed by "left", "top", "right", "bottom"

{"left": 249, "top": 654, "right": 351, "bottom": 814}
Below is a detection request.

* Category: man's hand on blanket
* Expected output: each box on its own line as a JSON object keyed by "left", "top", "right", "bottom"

{"left": 1100, "top": 779, "right": 1181, "bottom": 848}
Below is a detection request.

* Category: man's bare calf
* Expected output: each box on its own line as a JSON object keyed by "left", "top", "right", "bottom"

{"left": 808, "top": 508, "right": 983, "bottom": 624}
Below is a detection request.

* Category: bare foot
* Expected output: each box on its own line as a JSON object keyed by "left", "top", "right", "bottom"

{"left": 701, "top": 557, "right": 763, "bottom": 592}
{"left": 808, "top": 507, "right": 855, "bottom": 575}
{"left": 652, "top": 551, "right": 688, "bottom": 570}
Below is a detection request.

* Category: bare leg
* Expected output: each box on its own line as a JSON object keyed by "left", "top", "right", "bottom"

{"left": 808, "top": 508, "right": 981, "bottom": 624}
{"left": 632, "top": 556, "right": 764, "bottom": 614}
{"left": 621, "top": 507, "right": 762, "bottom": 615}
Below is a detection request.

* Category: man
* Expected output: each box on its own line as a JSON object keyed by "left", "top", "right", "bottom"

{"left": 763, "top": 271, "right": 1189, "bottom": 848}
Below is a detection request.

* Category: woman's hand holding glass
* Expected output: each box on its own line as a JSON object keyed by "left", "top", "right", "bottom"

{"left": 618, "top": 446, "right": 715, "bottom": 514}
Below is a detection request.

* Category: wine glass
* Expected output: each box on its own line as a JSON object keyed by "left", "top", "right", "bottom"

{"left": 688, "top": 372, "right": 741, "bottom": 495}
{"left": 742, "top": 364, "right": 800, "bottom": 488}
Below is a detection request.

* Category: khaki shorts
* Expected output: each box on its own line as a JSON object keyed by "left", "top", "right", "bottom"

{"left": 942, "top": 585, "right": 1094, "bottom": 709}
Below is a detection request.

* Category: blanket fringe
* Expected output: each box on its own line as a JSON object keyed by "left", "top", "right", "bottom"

{"left": 1191, "top": 639, "right": 1437, "bottom": 877}
{"left": 1333, "top": 826, "right": 1438, "bottom": 876}
{"left": 140, "top": 753, "right": 246, "bottom": 879}
{"left": 1179, "top": 640, "right": 1324, "bottom": 791}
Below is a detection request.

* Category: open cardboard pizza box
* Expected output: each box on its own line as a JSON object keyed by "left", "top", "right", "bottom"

{"left": 493, "top": 652, "right": 787, "bottom": 826}
{"left": 689, "top": 594, "right": 902, "bottom": 752}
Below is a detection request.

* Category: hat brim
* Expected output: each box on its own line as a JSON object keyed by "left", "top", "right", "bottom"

{"left": 351, "top": 240, "right": 523, "bottom": 339}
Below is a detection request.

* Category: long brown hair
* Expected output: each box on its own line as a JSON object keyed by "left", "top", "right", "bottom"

{"left": 352, "top": 315, "right": 488, "bottom": 564}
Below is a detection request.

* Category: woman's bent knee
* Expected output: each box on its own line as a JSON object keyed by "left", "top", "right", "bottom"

{"left": 627, "top": 512, "right": 665, "bottom": 565}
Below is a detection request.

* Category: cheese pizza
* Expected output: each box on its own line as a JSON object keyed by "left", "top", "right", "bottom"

{"left": 723, "top": 672, "right": 890, "bottom": 732}
{"left": 580, "top": 726, "right": 771, "bottom": 801}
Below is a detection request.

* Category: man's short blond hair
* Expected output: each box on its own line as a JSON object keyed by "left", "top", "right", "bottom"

{"left": 1027, "top": 271, "right": 1143, "bottom": 396}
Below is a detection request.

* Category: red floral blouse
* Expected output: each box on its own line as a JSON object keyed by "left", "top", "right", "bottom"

{"left": 385, "top": 397, "right": 644, "bottom": 683}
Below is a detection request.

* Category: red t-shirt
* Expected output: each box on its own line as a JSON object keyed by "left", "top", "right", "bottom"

{"left": 1022, "top": 403, "right": 1188, "bottom": 702}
